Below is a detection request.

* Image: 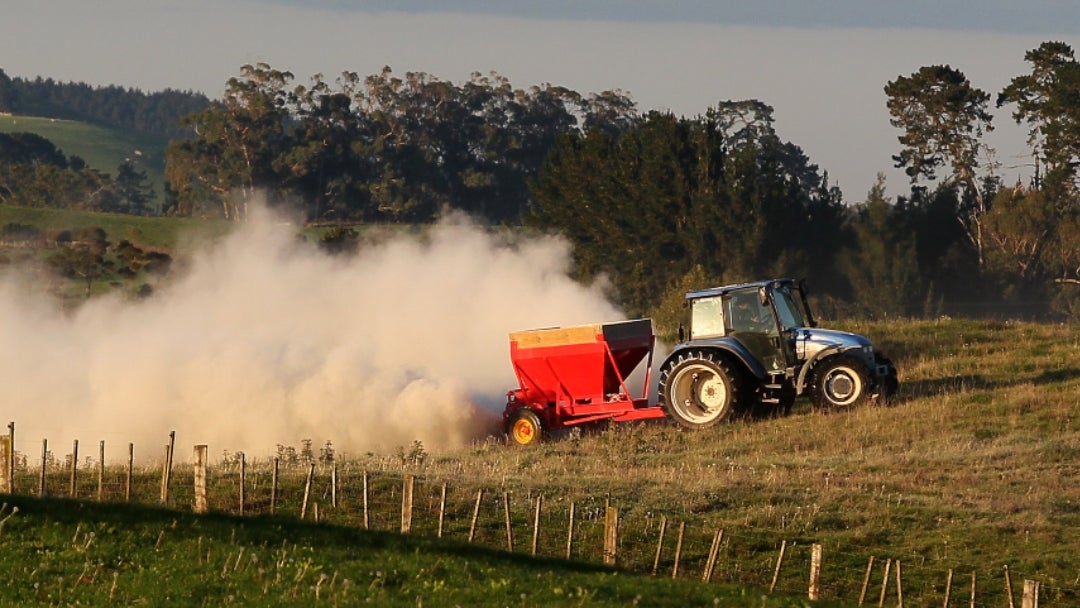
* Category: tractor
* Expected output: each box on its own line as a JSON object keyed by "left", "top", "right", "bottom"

{"left": 504, "top": 278, "right": 898, "bottom": 445}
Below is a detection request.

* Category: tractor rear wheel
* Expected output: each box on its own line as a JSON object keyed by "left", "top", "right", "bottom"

{"left": 507, "top": 409, "right": 543, "bottom": 447}
{"left": 659, "top": 351, "right": 744, "bottom": 428}
{"left": 812, "top": 355, "right": 870, "bottom": 410}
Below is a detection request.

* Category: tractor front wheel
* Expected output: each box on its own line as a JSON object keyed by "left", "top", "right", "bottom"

{"left": 507, "top": 409, "right": 543, "bottom": 447}
{"left": 812, "top": 355, "right": 870, "bottom": 410}
{"left": 659, "top": 351, "right": 744, "bottom": 428}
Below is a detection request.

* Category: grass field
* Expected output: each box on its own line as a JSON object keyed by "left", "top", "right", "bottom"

{"left": 0, "top": 318, "right": 1076, "bottom": 606}
{"left": 0, "top": 115, "right": 168, "bottom": 205}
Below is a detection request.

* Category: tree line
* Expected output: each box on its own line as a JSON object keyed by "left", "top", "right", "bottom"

{"left": 163, "top": 64, "right": 636, "bottom": 222}
{"left": 0, "top": 68, "right": 210, "bottom": 139}
{"left": 3, "top": 42, "right": 1080, "bottom": 321}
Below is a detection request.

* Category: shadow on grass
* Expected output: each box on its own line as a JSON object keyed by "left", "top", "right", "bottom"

{"left": 899, "top": 374, "right": 997, "bottom": 399}
{"left": 1032, "top": 367, "right": 1080, "bottom": 385}
{"left": 897, "top": 365, "right": 1080, "bottom": 402}
{"left": 0, "top": 493, "right": 615, "bottom": 575}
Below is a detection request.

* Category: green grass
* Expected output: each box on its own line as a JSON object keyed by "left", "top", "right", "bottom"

{"left": 0, "top": 495, "right": 843, "bottom": 607}
{"left": 0, "top": 115, "right": 168, "bottom": 204}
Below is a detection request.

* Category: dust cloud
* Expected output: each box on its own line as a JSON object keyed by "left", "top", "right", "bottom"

{"left": 0, "top": 209, "right": 624, "bottom": 460}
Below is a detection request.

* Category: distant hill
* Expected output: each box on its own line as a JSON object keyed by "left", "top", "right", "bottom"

{"left": 0, "top": 69, "right": 210, "bottom": 139}
{"left": 0, "top": 115, "right": 168, "bottom": 208}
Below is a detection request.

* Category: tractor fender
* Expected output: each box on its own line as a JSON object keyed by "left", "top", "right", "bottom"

{"left": 662, "top": 338, "right": 770, "bottom": 381}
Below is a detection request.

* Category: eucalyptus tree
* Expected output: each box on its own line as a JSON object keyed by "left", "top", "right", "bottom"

{"left": 999, "top": 41, "right": 1080, "bottom": 199}
{"left": 997, "top": 42, "right": 1080, "bottom": 293}
{"left": 885, "top": 65, "right": 995, "bottom": 267}
{"left": 283, "top": 72, "right": 373, "bottom": 220}
{"left": 165, "top": 63, "right": 295, "bottom": 220}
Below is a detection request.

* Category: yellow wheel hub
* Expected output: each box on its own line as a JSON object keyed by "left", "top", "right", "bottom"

{"left": 512, "top": 418, "right": 537, "bottom": 444}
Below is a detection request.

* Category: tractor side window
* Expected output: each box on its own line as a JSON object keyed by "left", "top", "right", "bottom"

{"left": 726, "top": 292, "right": 775, "bottom": 335}
{"left": 690, "top": 296, "right": 725, "bottom": 338}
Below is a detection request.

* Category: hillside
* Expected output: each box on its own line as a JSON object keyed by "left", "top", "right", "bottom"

{"left": 0, "top": 115, "right": 168, "bottom": 205}
{"left": 0, "top": 321, "right": 1075, "bottom": 605}
{"left": 0, "top": 207, "right": 1077, "bottom": 605}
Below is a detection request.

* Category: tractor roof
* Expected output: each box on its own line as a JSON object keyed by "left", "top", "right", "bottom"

{"left": 685, "top": 278, "right": 797, "bottom": 301}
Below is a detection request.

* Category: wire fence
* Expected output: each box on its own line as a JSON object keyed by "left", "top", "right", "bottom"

{"left": 0, "top": 431, "right": 1071, "bottom": 607}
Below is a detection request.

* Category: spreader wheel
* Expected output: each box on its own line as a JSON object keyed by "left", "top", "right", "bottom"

{"left": 659, "top": 350, "right": 744, "bottom": 428}
{"left": 507, "top": 409, "right": 543, "bottom": 447}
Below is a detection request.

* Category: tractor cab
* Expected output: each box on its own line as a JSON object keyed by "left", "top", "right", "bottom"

{"left": 686, "top": 280, "right": 814, "bottom": 376}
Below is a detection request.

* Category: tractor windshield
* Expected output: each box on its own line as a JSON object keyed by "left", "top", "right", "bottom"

{"left": 771, "top": 284, "right": 807, "bottom": 330}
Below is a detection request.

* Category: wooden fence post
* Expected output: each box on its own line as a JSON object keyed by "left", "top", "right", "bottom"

{"left": 1004, "top": 565, "right": 1015, "bottom": 608}
{"left": 362, "top": 470, "right": 370, "bottom": 529}
{"left": 703, "top": 528, "right": 724, "bottom": 583}
{"left": 859, "top": 556, "right": 875, "bottom": 605}
{"left": 603, "top": 505, "right": 619, "bottom": 567}
{"left": 468, "top": 488, "right": 483, "bottom": 542}
{"left": 877, "top": 558, "right": 892, "bottom": 608}
{"left": 1021, "top": 580, "right": 1039, "bottom": 608}
{"left": 809, "top": 543, "right": 822, "bottom": 600}
{"left": 530, "top": 494, "right": 542, "bottom": 556}
{"left": 193, "top": 444, "right": 208, "bottom": 514}
{"left": 159, "top": 444, "right": 168, "bottom": 500}
{"left": 160, "top": 431, "right": 175, "bottom": 504}
{"left": 70, "top": 439, "right": 79, "bottom": 497}
{"left": 401, "top": 475, "right": 414, "bottom": 534}
{"left": 239, "top": 452, "right": 246, "bottom": 516}
{"left": 270, "top": 457, "right": 279, "bottom": 514}
{"left": 125, "top": 443, "right": 133, "bottom": 502}
{"left": 770, "top": 540, "right": 788, "bottom": 593}
{"left": 38, "top": 438, "right": 47, "bottom": 497}
{"left": 300, "top": 463, "right": 314, "bottom": 520}
{"left": 565, "top": 501, "right": 576, "bottom": 559}
{"left": 671, "top": 521, "right": 685, "bottom": 578}
{"left": 0, "top": 435, "right": 10, "bottom": 494}
{"left": 96, "top": 440, "right": 105, "bottom": 501}
{"left": 7, "top": 421, "right": 14, "bottom": 492}
{"left": 437, "top": 483, "right": 446, "bottom": 538}
{"left": 943, "top": 568, "right": 953, "bottom": 608}
{"left": 651, "top": 515, "right": 668, "bottom": 576}
{"left": 331, "top": 462, "right": 338, "bottom": 509}
{"left": 969, "top": 571, "right": 976, "bottom": 608}
{"left": 895, "top": 560, "right": 904, "bottom": 608}
{"left": 502, "top": 491, "right": 513, "bottom": 552}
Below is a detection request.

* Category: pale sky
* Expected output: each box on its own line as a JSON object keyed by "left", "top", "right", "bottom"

{"left": 1, "top": 1, "right": 1078, "bottom": 201}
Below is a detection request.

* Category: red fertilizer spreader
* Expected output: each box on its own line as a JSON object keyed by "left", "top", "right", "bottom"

{"left": 503, "top": 319, "right": 665, "bottom": 445}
